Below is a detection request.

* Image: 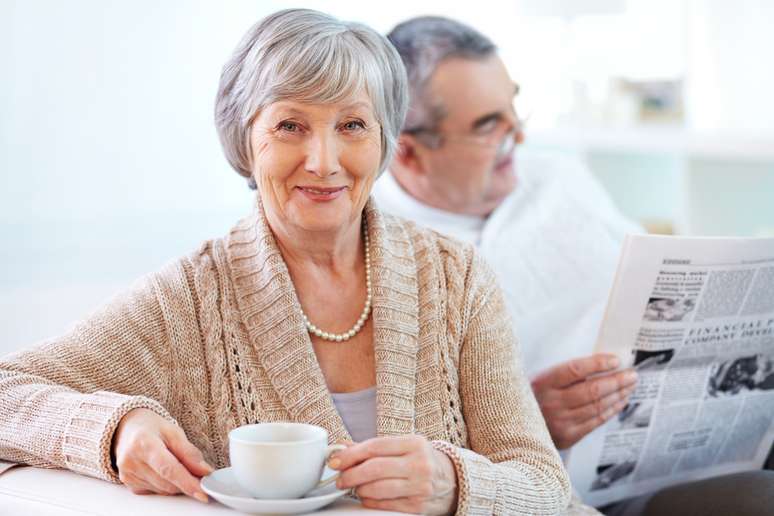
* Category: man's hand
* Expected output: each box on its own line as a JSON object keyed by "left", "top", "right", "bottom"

{"left": 112, "top": 408, "right": 213, "bottom": 502}
{"left": 531, "top": 354, "right": 637, "bottom": 449}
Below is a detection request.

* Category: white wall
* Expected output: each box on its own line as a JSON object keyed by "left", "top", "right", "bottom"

{"left": 686, "top": 0, "right": 774, "bottom": 132}
{"left": 1, "top": 1, "right": 268, "bottom": 221}
{"left": 1, "top": 0, "right": 278, "bottom": 352}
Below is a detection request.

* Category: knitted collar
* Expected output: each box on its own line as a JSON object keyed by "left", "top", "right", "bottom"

{"left": 225, "top": 197, "right": 420, "bottom": 443}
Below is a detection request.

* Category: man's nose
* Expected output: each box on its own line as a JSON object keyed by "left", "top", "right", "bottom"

{"left": 495, "top": 123, "right": 522, "bottom": 160}
{"left": 512, "top": 116, "right": 525, "bottom": 145}
{"left": 305, "top": 132, "right": 341, "bottom": 177}
{"left": 514, "top": 125, "right": 525, "bottom": 144}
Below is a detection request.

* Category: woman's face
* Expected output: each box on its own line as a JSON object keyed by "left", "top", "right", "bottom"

{"left": 249, "top": 91, "right": 382, "bottom": 236}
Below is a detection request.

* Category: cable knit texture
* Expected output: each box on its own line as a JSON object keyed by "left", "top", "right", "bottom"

{"left": 0, "top": 200, "right": 574, "bottom": 514}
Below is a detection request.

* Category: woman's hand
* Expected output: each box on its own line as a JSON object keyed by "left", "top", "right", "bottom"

{"left": 112, "top": 408, "right": 213, "bottom": 502}
{"left": 531, "top": 353, "right": 638, "bottom": 449}
{"left": 330, "top": 435, "right": 457, "bottom": 515}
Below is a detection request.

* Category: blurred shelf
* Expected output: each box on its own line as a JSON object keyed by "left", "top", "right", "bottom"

{"left": 526, "top": 126, "right": 774, "bottom": 162}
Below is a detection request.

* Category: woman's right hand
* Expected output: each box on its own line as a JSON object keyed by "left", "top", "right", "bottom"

{"left": 112, "top": 408, "right": 213, "bottom": 502}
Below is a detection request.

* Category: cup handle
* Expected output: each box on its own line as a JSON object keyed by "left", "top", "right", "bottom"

{"left": 316, "top": 444, "right": 348, "bottom": 490}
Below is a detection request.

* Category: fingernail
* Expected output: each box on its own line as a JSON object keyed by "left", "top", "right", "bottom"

{"left": 194, "top": 492, "right": 209, "bottom": 503}
{"left": 328, "top": 458, "right": 341, "bottom": 470}
{"left": 608, "top": 356, "right": 620, "bottom": 369}
{"left": 200, "top": 461, "right": 214, "bottom": 473}
{"left": 625, "top": 371, "right": 638, "bottom": 383}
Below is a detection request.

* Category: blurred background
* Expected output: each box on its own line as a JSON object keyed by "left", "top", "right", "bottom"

{"left": 1, "top": 0, "right": 773, "bottom": 354}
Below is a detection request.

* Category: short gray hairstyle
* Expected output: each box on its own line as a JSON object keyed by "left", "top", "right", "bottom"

{"left": 387, "top": 17, "right": 496, "bottom": 134}
{"left": 215, "top": 9, "right": 408, "bottom": 189}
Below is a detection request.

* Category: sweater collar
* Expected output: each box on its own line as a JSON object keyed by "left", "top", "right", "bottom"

{"left": 225, "top": 197, "right": 420, "bottom": 442}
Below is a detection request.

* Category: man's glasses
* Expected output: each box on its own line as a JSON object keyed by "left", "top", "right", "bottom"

{"left": 406, "top": 116, "right": 526, "bottom": 153}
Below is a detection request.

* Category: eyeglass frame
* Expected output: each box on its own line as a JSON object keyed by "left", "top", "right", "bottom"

{"left": 403, "top": 113, "right": 525, "bottom": 150}
{"left": 403, "top": 79, "right": 525, "bottom": 147}
{"left": 403, "top": 118, "right": 525, "bottom": 170}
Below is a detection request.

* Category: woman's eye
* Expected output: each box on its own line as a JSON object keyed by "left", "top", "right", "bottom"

{"left": 279, "top": 121, "right": 299, "bottom": 132}
{"left": 342, "top": 120, "right": 365, "bottom": 131}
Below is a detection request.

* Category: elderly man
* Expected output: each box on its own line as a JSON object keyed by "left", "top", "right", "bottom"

{"left": 376, "top": 15, "right": 639, "bottom": 456}
{"left": 374, "top": 15, "right": 774, "bottom": 516}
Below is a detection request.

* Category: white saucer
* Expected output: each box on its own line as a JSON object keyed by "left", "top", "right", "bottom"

{"left": 200, "top": 466, "right": 347, "bottom": 514}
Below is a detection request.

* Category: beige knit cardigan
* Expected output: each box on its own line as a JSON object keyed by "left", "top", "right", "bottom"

{"left": 0, "top": 200, "right": 574, "bottom": 514}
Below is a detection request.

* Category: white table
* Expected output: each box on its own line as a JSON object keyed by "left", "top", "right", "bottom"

{"left": 0, "top": 465, "right": 402, "bottom": 516}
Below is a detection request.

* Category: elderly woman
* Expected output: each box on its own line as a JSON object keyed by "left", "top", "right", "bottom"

{"left": 0, "top": 9, "right": 571, "bottom": 515}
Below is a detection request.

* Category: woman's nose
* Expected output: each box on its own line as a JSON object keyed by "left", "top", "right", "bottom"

{"left": 305, "top": 132, "right": 341, "bottom": 177}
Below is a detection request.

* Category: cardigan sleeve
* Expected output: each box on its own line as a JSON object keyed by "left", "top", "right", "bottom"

{"left": 0, "top": 272, "right": 178, "bottom": 483}
{"left": 440, "top": 252, "right": 572, "bottom": 515}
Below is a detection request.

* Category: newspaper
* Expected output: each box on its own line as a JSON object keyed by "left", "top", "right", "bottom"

{"left": 566, "top": 234, "right": 774, "bottom": 507}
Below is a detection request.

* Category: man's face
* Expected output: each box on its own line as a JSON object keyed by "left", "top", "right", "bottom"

{"left": 416, "top": 55, "right": 522, "bottom": 216}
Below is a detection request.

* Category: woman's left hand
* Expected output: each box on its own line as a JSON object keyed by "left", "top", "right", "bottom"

{"left": 329, "top": 435, "right": 457, "bottom": 515}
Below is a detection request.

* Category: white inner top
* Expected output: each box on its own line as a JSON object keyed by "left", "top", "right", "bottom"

{"left": 330, "top": 386, "right": 377, "bottom": 443}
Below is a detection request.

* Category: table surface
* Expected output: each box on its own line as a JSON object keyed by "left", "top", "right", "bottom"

{"left": 0, "top": 465, "right": 403, "bottom": 516}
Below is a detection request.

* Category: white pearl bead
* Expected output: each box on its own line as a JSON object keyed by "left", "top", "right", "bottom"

{"left": 301, "top": 221, "right": 372, "bottom": 342}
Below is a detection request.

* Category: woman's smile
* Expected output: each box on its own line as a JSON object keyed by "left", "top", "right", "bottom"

{"left": 295, "top": 184, "right": 348, "bottom": 202}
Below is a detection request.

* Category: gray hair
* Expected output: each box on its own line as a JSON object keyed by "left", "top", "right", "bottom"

{"left": 215, "top": 9, "right": 409, "bottom": 189}
{"left": 387, "top": 17, "right": 496, "bottom": 134}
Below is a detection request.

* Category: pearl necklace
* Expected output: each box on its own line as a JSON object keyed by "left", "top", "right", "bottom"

{"left": 301, "top": 225, "right": 372, "bottom": 342}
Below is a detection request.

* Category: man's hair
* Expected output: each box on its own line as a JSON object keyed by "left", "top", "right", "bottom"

{"left": 387, "top": 16, "right": 496, "bottom": 134}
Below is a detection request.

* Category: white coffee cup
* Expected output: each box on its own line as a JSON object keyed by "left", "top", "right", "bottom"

{"left": 229, "top": 422, "right": 346, "bottom": 499}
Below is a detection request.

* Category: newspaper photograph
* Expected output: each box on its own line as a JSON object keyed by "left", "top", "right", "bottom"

{"left": 566, "top": 234, "right": 774, "bottom": 507}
